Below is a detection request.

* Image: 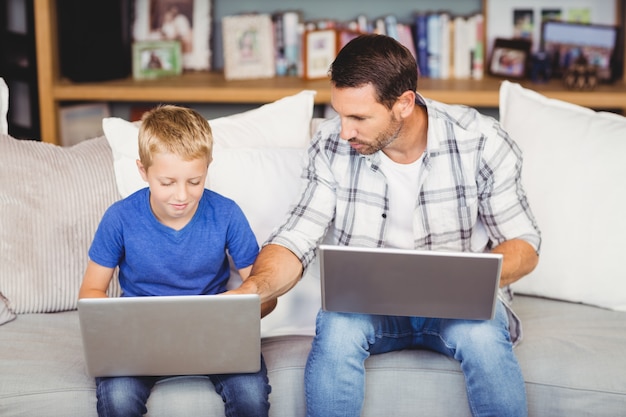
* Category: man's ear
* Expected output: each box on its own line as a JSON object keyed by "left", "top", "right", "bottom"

{"left": 136, "top": 159, "right": 149, "bottom": 182}
{"left": 395, "top": 90, "right": 416, "bottom": 118}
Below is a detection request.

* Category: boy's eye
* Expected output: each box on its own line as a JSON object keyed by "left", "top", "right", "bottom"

{"left": 161, "top": 182, "right": 174, "bottom": 186}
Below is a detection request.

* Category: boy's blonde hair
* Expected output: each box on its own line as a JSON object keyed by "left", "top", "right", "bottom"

{"left": 138, "top": 105, "right": 213, "bottom": 169}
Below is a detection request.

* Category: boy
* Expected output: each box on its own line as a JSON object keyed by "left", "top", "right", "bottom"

{"left": 79, "top": 105, "right": 272, "bottom": 417}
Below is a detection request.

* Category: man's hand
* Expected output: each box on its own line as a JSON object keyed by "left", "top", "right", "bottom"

{"left": 261, "top": 298, "right": 278, "bottom": 318}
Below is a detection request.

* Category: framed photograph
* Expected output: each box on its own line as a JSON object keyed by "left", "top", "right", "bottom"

{"left": 541, "top": 20, "right": 620, "bottom": 82}
{"left": 484, "top": 0, "right": 619, "bottom": 59}
{"left": 303, "top": 29, "right": 338, "bottom": 80}
{"left": 221, "top": 13, "right": 276, "bottom": 80}
{"left": 132, "top": 0, "right": 212, "bottom": 71}
{"left": 489, "top": 38, "right": 532, "bottom": 78}
{"left": 132, "top": 40, "right": 183, "bottom": 80}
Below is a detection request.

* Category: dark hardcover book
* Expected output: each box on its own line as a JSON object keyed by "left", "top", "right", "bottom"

{"left": 414, "top": 12, "right": 429, "bottom": 78}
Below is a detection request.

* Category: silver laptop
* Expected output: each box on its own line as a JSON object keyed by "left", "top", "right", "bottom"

{"left": 77, "top": 294, "right": 261, "bottom": 377}
{"left": 319, "top": 245, "right": 502, "bottom": 320}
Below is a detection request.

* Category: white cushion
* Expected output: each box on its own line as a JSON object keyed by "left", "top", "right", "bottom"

{"left": 102, "top": 90, "right": 316, "bottom": 198}
{"left": 500, "top": 80, "right": 626, "bottom": 311}
{"left": 0, "top": 78, "right": 8, "bottom": 135}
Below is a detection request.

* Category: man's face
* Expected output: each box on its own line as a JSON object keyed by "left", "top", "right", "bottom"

{"left": 331, "top": 83, "right": 402, "bottom": 155}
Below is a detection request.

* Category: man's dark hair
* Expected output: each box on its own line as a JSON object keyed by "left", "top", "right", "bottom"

{"left": 329, "top": 34, "right": 418, "bottom": 109}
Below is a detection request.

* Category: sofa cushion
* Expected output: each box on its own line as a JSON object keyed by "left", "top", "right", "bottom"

{"left": 102, "top": 89, "right": 316, "bottom": 198}
{"left": 0, "top": 135, "right": 121, "bottom": 315}
{"left": 2, "top": 296, "right": 625, "bottom": 416}
{"left": 500, "top": 81, "right": 626, "bottom": 311}
{"left": 0, "top": 292, "right": 15, "bottom": 325}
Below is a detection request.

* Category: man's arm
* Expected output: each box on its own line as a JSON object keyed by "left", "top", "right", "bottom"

{"left": 238, "top": 264, "right": 280, "bottom": 318}
{"left": 227, "top": 244, "right": 304, "bottom": 304}
{"left": 491, "top": 239, "right": 539, "bottom": 287}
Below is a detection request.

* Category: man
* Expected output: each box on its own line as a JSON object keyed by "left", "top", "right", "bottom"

{"left": 227, "top": 34, "right": 541, "bottom": 417}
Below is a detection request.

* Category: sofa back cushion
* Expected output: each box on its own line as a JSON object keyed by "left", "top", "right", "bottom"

{"left": 500, "top": 81, "right": 626, "bottom": 311}
{"left": 0, "top": 135, "right": 121, "bottom": 316}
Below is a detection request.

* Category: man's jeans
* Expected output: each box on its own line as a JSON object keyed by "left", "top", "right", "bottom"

{"left": 95, "top": 355, "right": 270, "bottom": 417}
{"left": 305, "top": 300, "right": 527, "bottom": 417}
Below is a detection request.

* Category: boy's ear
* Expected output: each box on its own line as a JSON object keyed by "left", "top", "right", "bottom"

{"left": 136, "top": 159, "right": 148, "bottom": 182}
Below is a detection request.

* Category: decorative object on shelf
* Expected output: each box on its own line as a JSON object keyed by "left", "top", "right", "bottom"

{"left": 222, "top": 13, "right": 275, "bottom": 80}
{"left": 303, "top": 29, "right": 338, "bottom": 80}
{"left": 530, "top": 51, "right": 552, "bottom": 83}
{"left": 132, "top": 40, "right": 182, "bottom": 80}
{"left": 485, "top": 0, "right": 618, "bottom": 65}
{"left": 132, "top": 0, "right": 212, "bottom": 71}
{"left": 488, "top": 38, "right": 531, "bottom": 79}
{"left": 58, "top": 103, "right": 110, "bottom": 147}
{"left": 541, "top": 20, "right": 620, "bottom": 83}
{"left": 563, "top": 55, "right": 598, "bottom": 90}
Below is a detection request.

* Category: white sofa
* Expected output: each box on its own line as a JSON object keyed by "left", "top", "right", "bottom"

{"left": 1, "top": 83, "right": 626, "bottom": 416}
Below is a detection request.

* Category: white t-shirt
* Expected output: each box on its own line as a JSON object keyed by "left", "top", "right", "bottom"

{"left": 378, "top": 151, "right": 424, "bottom": 249}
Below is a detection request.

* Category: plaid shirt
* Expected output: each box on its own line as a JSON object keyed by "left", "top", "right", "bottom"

{"left": 267, "top": 95, "right": 541, "bottom": 344}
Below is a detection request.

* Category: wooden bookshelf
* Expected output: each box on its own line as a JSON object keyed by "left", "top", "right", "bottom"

{"left": 35, "top": 0, "right": 626, "bottom": 145}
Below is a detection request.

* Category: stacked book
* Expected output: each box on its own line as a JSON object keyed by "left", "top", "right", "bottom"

{"left": 221, "top": 10, "right": 485, "bottom": 81}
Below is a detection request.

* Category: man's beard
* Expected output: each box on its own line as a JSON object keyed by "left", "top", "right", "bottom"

{"left": 349, "top": 115, "right": 403, "bottom": 155}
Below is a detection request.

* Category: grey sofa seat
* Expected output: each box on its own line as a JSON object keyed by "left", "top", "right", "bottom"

{"left": 2, "top": 295, "right": 625, "bottom": 416}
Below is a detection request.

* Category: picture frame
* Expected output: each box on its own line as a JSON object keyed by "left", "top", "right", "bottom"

{"left": 541, "top": 20, "right": 620, "bottom": 82}
{"left": 483, "top": 0, "right": 619, "bottom": 59}
{"left": 303, "top": 29, "right": 338, "bottom": 80}
{"left": 489, "top": 38, "right": 532, "bottom": 78}
{"left": 132, "top": 0, "right": 212, "bottom": 71}
{"left": 132, "top": 40, "right": 183, "bottom": 80}
{"left": 221, "top": 13, "right": 275, "bottom": 80}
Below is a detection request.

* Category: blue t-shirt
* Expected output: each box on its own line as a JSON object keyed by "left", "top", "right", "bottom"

{"left": 88, "top": 188, "right": 259, "bottom": 297}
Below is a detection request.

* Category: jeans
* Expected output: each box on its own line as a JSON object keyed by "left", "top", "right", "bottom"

{"left": 305, "top": 300, "right": 527, "bottom": 417}
{"left": 95, "top": 355, "right": 270, "bottom": 417}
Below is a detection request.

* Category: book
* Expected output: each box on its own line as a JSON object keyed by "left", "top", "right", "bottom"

{"left": 384, "top": 15, "right": 399, "bottom": 40}
{"left": 396, "top": 23, "right": 417, "bottom": 61}
{"left": 282, "top": 11, "right": 302, "bottom": 76}
{"left": 471, "top": 13, "right": 485, "bottom": 80}
{"left": 427, "top": 13, "right": 441, "bottom": 79}
{"left": 414, "top": 12, "right": 429, "bottom": 78}
{"left": 272, "top": 12, "right": 287, "bottom": 76}
{"left": 453, "top": 15, "right": 471, "bottom": 79}
{"left": 439, "top": 12, "right": 451, "bottom": 79}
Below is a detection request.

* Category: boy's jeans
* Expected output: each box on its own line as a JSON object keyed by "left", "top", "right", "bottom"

{"left": 96, "top": 355, "right": 270, "bottom": 417}
{"left": 305, "top": 300, "right": 527, "bottom": 417}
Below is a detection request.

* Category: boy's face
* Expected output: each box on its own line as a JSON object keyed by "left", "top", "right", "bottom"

{"left": 137, "top": 152, "right": 209, "bottom": 230}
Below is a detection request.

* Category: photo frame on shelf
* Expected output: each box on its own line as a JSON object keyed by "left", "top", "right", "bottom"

{"left": 488, "top": 38, "right": 532, "bottom": 78}
{"left": 541, "top": 20, "right": 620, "bottom": 82}
{"left": 303, "top": 29, "right": 338, "bottom": 80}
{"left": 221, "top": 13, "right": 275, "bottom": 80}
{"left": 132, "top": 40, "right": 183, "bottom": 80}
{"left": 132, "top": 0, "right": 212, "bottom": 71}
{"left": 483, "top": 0, "right": 619, "bottom": 60}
